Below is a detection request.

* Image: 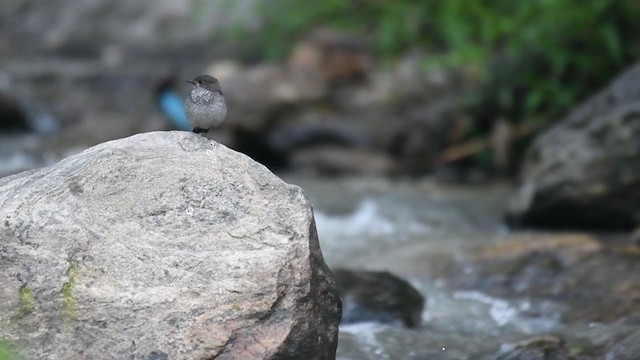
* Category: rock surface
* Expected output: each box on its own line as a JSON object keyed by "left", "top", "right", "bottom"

{"left": 0, "top": 131, "right": 341, "bottom": 359}
{"left": 0, "top": 0, "right": 258, "bottom": 57}
{"left": 606, "top": 329, "right": 640, "bottom": 360}
{"left": 494, "top": 335, "right": 573, "bottom": 360}
{"left": 435, "top": 233, "right": 640, "bottom": 324}
{"left": 333, "top": 269, "right": 424, "bottom": 328}
{"left": 507, "top": 63, "right": 640, "bottom": 229}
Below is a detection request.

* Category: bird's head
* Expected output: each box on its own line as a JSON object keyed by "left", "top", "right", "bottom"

{"left": 187, "top": 75, "right": 221, "bottom": 92}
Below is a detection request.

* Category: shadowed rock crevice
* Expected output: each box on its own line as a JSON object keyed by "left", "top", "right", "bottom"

{"left": 270, "top": 221, "right": 341, "bottom": 359}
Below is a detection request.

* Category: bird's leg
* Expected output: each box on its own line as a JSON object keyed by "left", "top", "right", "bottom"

{"left": 192, "top": 127, "right": 209, "bottom": 134}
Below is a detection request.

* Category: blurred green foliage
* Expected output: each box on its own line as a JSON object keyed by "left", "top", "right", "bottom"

{"left": 228, "top": 0, "right": 640, "bottom": 121}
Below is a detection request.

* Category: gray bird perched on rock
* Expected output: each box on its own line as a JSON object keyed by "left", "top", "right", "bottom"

{"left": 185, "top": 75, "right": 227, "bottom": 135}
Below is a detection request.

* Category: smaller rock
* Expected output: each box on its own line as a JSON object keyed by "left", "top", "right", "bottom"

{"left": 506, "top": 62, "right": 640, "bottom": 229}
{"left": 436, "top": 233, "right": 640, "bottom": 324}
{"left": 606, "top": 329, "right": 640, "bottom": 360}
{"left": 0, "top": 92, "right": 29, "bottom": 132}
{"left": 333, "top": 269, "right": 424, "bottom": 328}
{"left": 631, "top": 227, "right": 640, "bottom": 247}
{"left": 496, "top": 335, "right": 573, "bottom": 360}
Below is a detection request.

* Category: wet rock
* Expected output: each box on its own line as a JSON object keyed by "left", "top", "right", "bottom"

{"left": 606, "top": 329, "right": 640, "bottom": 360}
{"left": 507, "top": 63, "right": 640, "bottom": 229}
{"left": 439, "top": 233, "right": 640, "bottom": 324}
{"left": 446, "top": 234, "right": 600, "bottom": 297}
{"left": 0, "top": 92, "right": 29, "bottom": 132}
{"left": 0, "top": 131, "right": 341, "bottom": 359}
{"left": 495, "top": 335, "right": 573, "bottom": 360}
{"left": 631, "top": 227, "right": 640, "bottom": 247}
{"left": 333, "top": 269, "right": 424, "bottom": 327}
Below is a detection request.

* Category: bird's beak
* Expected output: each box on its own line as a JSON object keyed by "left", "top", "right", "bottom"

{"left": 186, "top": 80, "right": 196, "bottom": 85}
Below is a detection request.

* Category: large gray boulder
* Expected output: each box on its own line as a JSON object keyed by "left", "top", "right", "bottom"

{"left": 0, "top": 131, "right": 340, "bottom": 359}
{"left": 507, "top": 63, "right": 640, "bottom": 229}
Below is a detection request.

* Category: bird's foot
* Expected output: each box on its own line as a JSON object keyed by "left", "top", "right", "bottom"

{"left": 192, "top": 127, "right": 209, "bottom": 135}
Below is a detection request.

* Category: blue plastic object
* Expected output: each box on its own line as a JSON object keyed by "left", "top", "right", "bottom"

{"left": 158, "top": 90, "right": 191, "bottom": 131}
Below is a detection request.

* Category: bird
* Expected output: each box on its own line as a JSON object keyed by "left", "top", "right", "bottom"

{"left": 184, "top": 75, "right": 227, "bottom": 135}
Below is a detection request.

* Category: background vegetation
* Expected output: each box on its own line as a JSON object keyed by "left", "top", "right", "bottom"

{"left": 228, "top": 0, "right": 640, "bottom": 124}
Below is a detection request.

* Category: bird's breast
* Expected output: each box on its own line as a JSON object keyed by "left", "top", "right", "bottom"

{"left": 185, "top": 89, "right": 227, "bottom": 128}
{"left": 189, "top": 88, "right": 214, "bottom": 103}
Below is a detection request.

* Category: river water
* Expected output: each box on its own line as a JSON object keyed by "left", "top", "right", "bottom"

{"left": 287, "top": 176, "right": 638, "bottom": 359}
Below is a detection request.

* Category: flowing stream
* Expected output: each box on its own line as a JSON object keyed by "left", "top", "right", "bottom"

{"left": 287, "top": 176, "right": 637, "bottom": 359}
